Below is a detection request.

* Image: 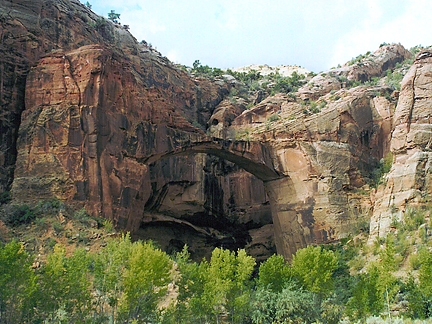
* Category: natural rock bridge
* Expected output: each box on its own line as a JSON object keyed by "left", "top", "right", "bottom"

{"left": 127, "top": 137, "right": 284, "bottom": 181}
{"left": 125, "top": 135, "right": 309, "bottom": 260}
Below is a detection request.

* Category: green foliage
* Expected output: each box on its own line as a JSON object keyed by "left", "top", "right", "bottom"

{"left": 410, "top": 45, "right": 426, "bottom": 56}
{"left": 251, "top": 284, "right": 320, "bottom": 324}
{"left": 309, "top": 101, "right": 320, "bottom": 113}
{"left": 174, "top": 246, "right": 213, "bottom": 322}
{"left": 224, "top": 69, "right": 306, "bottom": 96}
{"left": 1, "top": 204, "right": 38, "bottom": 226}
{"left": 364, "top": 76, "right": 381, "bottom": 86}
{"left": 39, "top": 245, "right": 93, "bottom": 322}
{"left": 258, "top": 254, "right": 292, "bottom": 292}
{"left": 0, "top": 191, "right": 11, "bottom": 205}
{"left": 371, "top": 152, "right": 393, "bottom": 188}
{"left": 74, "top": 207, "right": 90, "bottom": 221}
{"left": 405, "top": 274, "right": 429, "bottom": 319}
{"left": 119, "top": 240, "right": 172, "bottom": 322}
{"left": 418, "top": 247, "right": 432, "bottom": 295}
{"left": 273, "top": 71, "right": 306, "bottom": 93}
{"left": 346, "top": 270, "right": 384, "bottom": 321}
{"left": 85, "top": 1, "right": 92, "bottom": 9}
{"left": 385, "top": 68, "right": 404, "bottom": 91}
{"left": 226, "top": 69, "right": 262, "bottom": 85}
{"left": 36, "top": 197, "right": 66, "bottom": 215}
{"left": 405, "top": 248, "right": 432, "bottom": 319}
{"left": 92, "top": 234, "right": 132, "bottom": 321}
{"left": 0, "top": 240, "right": 38, "bottom": 324}
{"left": 102, "top": 218, "right": 114, "bottom": 233}
{"left": 347, "top": 51, "right": 372, "bottom": 66}
{"left": 174, "top": 246, "right": 255, "bottom": 323}
{"left": 403, "top": 207, "right": 426, "bottom": 231}
{"left": 291, "top": 245, "right": 338, "bottom": 297}
{"left": 409, "top": 252, "right": 421, "bottom": 270}
{"left": 108, "top": 9, "right": 120, "bottom": 23}
{"left": 192, "top": 60, "right": 224, "bottom": 78}
{"left": 267, "top": 113, "right": 280, "bottom": 123}
{"left": 235, "top": 128, "right": 251, "bottom": 141}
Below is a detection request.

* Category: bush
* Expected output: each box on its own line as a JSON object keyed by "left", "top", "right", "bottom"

{"left": 251, "top": 284, "right": 320, "bottom": 324}
{"left": 0, "top": 240, "right": 38, "bottom": 323}
{"left": 74, "top": 208, "right": 89, "bottom": 221}
{"left": 0, "top": 204, "right": 38, "bottom": 226}
{"left": 36, "top": 198, "right": 66, "bottom": 215}
{"left": 0, "top": 191, "right": 11, "bottom": 205}
{"left": 267, "top": 113, "right": 280, "bottom": 123}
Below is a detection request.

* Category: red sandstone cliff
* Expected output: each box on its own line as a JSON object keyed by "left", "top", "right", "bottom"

{"left": 1, "top": 0, "right": 427, "bottom": 260}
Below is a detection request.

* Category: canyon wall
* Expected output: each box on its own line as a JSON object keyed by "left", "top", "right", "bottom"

{"left": 1, "top": 0, "right": 428, "bottom": 260}
{"left": 370, "top": 49, "right": 432, "bottom": 238}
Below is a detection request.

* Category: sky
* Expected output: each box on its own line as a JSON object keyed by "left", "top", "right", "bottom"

{"left": 81, "top": 0, "right": 432, "bottom": 73}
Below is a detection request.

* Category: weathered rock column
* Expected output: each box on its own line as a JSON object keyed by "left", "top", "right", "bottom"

{"left": 264, "top": 177, "right": 309, "bottom": 260}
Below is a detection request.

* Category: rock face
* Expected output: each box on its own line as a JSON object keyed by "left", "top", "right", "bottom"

{"left": 370, "top": 49, "right": 432, "bottom": 238}
{"left": 5, "top": 0, "right": 276, "bottom": 261}
{"left": 229, "top": 85, "right": 395, "bottom": 258}
{"left": 2, "top": 0, "right": 427, "bottom": 261}
{"left": 0, "top": 0, "right": 124, "bottom": 191}
{"left": 298, "top": 44, "right": 411, "bottom": 101}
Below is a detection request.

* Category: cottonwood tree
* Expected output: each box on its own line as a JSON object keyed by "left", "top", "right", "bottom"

{"left": 257, "top": 254, "right": 292, "bottom": 292}
{"left": 118, "top": 240, "right": 173, "bottom": 323}
{"left": 0, "top": 240, "right": 38, "bottom": 324}
{"left": 174, "top": 246, "right": 255, "bottom": 323}
{"left": 291, "top": 245, "right": 338, "bottom": 297}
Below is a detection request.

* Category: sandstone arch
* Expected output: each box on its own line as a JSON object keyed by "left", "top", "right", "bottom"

{"left": 127, "top": 138, "right": 283, "bottom": 181}
{"left": 126, "top": 137, "right": 309, "bottom": 260}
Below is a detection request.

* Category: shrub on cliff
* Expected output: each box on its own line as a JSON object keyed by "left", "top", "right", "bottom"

{"left": 108, "top": 10, "right": 120, "bottom": 24}
{"left": 0, "top": 191, "right": 11, "bottom": 205}
{"left": 0, "top": 203, "right": 38, "bottom": 226}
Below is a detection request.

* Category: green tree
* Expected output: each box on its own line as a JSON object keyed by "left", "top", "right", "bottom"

{"left": 346, "top": 268, "right": 383, "bottom": 321}
{"left": 257, "top": 254, "right": 292, "bottom": 292}
{"left": 39, "top": 245, "right": 93, "bottom": 322}
{"left": 108, "top": 10, "right": 120, "bottom": 23}
{"left": 291, "top": 245, "right": 338, "bottom": 297}
{"left": 92, "top": 233, "right": 132, "bottom": 321}
{"left": 174, "top": 246, "right": 213, "bottom": 323}
{"left": 204, "top": 247, "right": 256, "bottom": 322}
{"left": 118, "top": 240, "right": 173, "bottom": 323}
{"left": 0, "top": 240, "right": 38, "bottom": 324}
{"left": 223, "top": 249, "right": 256, "bottom": 322}
{"left": 174, "top": 246, "right": 255, "bottom": 323}
{"left": 405, "top": 247, "right": 432, "bottom": 318}
{"left": 85, "top": 1, "right": 92, "bottom": 9}
{"left": 405, "top": 274, "right": 428, "bottom": 319}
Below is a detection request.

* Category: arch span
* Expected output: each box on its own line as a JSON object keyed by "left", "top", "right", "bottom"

{"left": 125, "top": 137, "right": 310, "bottom": 260}
{"left": 128, "top": 138, "right": 284, "bottom": 182}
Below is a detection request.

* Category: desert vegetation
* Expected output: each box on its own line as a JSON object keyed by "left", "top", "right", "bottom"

{"left": 1, "top": 198, "right": 432, "bottom": 323}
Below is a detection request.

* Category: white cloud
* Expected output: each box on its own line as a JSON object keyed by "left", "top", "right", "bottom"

{"left": 166, "top": 49, "right": 181, "bottom": 64}
{"left": 328, "top": 0, "right": 432, "bottom": 69}
{"left": 86, "top": 0, "right": 432, "bottom": 71}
